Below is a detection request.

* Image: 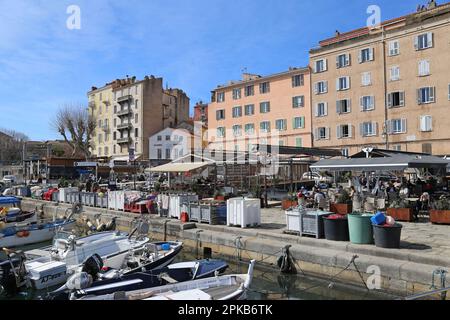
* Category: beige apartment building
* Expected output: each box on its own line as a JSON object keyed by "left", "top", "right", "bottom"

{"left": 310, "top": 1, "right": 450, "bottom": 156}
{"left": 88, "top": 75, "right": 190, "bottom": 160}
{"left": 208, "top": 68, "right": 312, "bottom": 152}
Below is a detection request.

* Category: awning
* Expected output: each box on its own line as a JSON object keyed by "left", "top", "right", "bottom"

{"left": 148, "top": 162, "right": 210, "bottom": 173}
{"left": 311, "top": 155, "right": 449, "bottom": 172}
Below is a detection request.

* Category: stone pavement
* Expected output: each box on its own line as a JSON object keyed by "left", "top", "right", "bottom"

{"left": 260, "top": 207, "right": 450, "bottom": 266}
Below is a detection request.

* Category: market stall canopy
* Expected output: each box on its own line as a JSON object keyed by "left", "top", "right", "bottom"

{"left": 147, "top": 162, "right": 210, "bottom": 173}
{"left": 311, "top": 154, "right": 449, "bottom": 172}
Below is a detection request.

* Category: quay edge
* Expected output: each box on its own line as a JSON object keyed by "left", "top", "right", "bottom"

{"left": 21, "top": 199, "right": 448, "bottom": 298}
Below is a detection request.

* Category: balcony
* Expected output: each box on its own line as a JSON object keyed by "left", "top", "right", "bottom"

{"left": 116, "top": 108, "right": 132, "bottom": 117}
{"left": 117, "top": 137, "right": 131, "bottom": 144}
{"left": 117, "top": 123, "right": 132, "bottom": 130}
{"left": 117, "top": 95, "right": 133, "bottom": 103}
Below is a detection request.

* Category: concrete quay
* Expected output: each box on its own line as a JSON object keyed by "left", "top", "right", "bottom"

{"left": 21, "top": 199, "right": 450, "bottom": 298}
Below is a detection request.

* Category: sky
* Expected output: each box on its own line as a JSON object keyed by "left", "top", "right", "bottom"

{"left": 0, "top": 0, "right": 426, "bottom": 140}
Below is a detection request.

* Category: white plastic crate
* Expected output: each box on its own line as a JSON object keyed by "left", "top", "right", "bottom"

{"left": 285, "top": 207, "right": 306, "bottom": 233}
{"left": 227, "top": 198, "right": 261, "bottom": 228}
{"left": 59, "top": 187, "right": 79, "bottom": 203}
{"left": 108, "top": 191, "right": 125, "bottom": 211}
{"left": 169, "top": 194, "right": 198, "bottom": 219}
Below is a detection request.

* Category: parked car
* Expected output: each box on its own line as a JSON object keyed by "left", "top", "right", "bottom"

{"left": 2, "top": 175, "right": 16, "bottom": 184}
{"left": 302, "top": 172, "right": 333, "bottom": 184}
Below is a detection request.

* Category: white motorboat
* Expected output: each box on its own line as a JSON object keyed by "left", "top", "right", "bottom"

{"left": 77, "top": 260, "right": 256, "bottom": 300}
{"left": 0, "top": 219, "right": 76, "bottom": 249}
{"left": 0, "top": 196, "right": 37, "bottom": 229}
{"left": 23, "top": 230, "right": 150, "bottom": 290}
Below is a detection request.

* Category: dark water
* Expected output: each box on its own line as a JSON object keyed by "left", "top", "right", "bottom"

{"left": 1, "top": 241, "right": 399, "bottom": 301}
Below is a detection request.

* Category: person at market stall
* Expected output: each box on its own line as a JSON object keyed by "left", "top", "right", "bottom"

{"left": 297, "top": 187, "right": 307, "bottom": 206}
{"left": 314, "top": 189, "right": 326, "bottom": 210}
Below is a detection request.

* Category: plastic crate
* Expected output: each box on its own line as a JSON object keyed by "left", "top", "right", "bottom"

{"left": 80, "top": 192, "right": 97, "bottom": 207}
{"left": 97, "top": 195, "right": 108, "bottom": 208}
{"left": 66, "top": 192, "right": 80, "bottom": 204}
{"left": 300, "top": 210, "right": 332, "bottom": 239}
{"left": 51, "top": 191, "right": 60, "bottom": 202}
{"left": 189, "top": 203, "right": 201, "bottom": 222}
{"left": 227, "top": 198, "right": 261, "bottom": 228}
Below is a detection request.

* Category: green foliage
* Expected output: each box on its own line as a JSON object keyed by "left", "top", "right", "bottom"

{"left": 336, "top": 189, "right": 351, "bottom": 204}
{"left": 433, "top": 197, "right": 450, "bottom": 211}
{"left": 389, "top": 199, "right": 411, "bottom": 209}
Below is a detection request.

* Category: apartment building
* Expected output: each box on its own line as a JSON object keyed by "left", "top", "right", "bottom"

{"left": 208, "top": 68, "right": 312, "bottom": 152}
{"left": 193, "top": 101, "right": 209, "bottom": 126}
{"left": 88, "top": 75, "right": 190, "bottom": 160}
{"left": 310, "top": 1, "right": 450, "bottom": 156}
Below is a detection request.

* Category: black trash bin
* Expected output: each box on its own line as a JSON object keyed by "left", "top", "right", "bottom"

{"left": 324, "top": 216, "right": 350, "bottom": 241}
{"left": 373, "top": 223, "right": 403, "bottom": 249}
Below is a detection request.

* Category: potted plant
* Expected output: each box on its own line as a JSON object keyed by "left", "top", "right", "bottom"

{"left": 387, "top": 199, "right": 414, "bottom": 222}
{"left": 214, "top": 190, "right": 225, "bottom": 201}
{"left": 330, "top": 189, "right": 352, "bottom": 215}
{"left": 282, "top": 193, "right": 298, "bottom": 210}
{"left": 430, "top": 196, "right": 450, "bottom": 224}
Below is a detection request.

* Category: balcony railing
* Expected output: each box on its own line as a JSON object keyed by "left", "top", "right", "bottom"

{"left": 117, "top": 95, "right": 133, "bottom": 103}
{"left": 117, "top": 123, "right": 132, "bottom": 130}
{"left": 116, "top": 108, "right": 132, "bottom": 117}
{"left": 117, "top": 137, "right": 131, "bottom": 144}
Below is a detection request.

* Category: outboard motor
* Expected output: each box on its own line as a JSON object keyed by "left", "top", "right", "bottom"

{"left": 81, "top": 254, "right": 103, "bottom": 281}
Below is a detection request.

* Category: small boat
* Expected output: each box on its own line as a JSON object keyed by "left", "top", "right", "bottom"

{"left": 0, "top": 196, "right": 37, "bottom": 228}
{"left": 22, "top": 230, "right": 152, "bottom": 291}
{"left": 0, "top": 219, "right": 76, "bottom": 249}
{"left": 46, "top": 258, "right": 228, "bottom": 300}
{"left": 76, "top": 260, "right": 255, "bottom": 300}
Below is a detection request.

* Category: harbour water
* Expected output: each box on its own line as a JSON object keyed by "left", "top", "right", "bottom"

{"left": 1, "top": 241, "right": 399, "bottom": 301}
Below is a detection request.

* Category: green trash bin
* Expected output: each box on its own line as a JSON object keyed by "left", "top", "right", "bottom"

{"left": 348, "top": 213, "right": 374, "bottom": 244}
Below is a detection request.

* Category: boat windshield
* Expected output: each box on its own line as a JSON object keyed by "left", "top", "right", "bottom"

{"left": 53, "top": 231, "right": 73, "bottom": 244}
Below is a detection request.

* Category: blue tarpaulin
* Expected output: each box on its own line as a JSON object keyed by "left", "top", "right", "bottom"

{"left": 0, "top": 196, "right": 21, "bottom": 205}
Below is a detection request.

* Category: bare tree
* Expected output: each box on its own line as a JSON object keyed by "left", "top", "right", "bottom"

{"left": 51, "top": 104, "right": 96, "bottom": 159}
{"left": 0, "top": 128, "right": 29, "bottom": 164}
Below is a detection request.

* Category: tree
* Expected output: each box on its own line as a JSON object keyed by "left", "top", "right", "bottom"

{"left": 0, "top": 128, "right": 29, "bottom": 164}
{"left": 51, "top": 104, "right": 96, "bottom": 159}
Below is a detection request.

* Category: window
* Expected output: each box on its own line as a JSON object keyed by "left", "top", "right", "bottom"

{"left": 392, "top": 145, "right": 402, "bottom": 151}
{"left": 420, "top": 115, "right": 432, "bottom": 132}
{"left": 361, "top": 72, "right": 372, "bottom": 86}
{"left": 336, "top": 53, "right": 351, "bottom": 68}
{"left": 314, "top": 59, "right": 327, "bottom": 73}
{"left": 417, "top": 87, "right": 435, "bottom": 104}
{"left": 98, "top": 134, "right": 103, "bottom": 143}
{"left": 260, "top": 102, "right": 270, "bottom": 113}
{"left": 387, "top": 91, "right": 405, "bottom": 108}
{"left": 293, "top": 117, "right": 305, "bottom": 129}
{"left": 390, "top": 66, "right": 400, "bottom": 81}
{"left": 232, "top": 106, "right": 242, "bottom": 118}
{"left": 336, "top": 76, "right": 350, "bottom": 91}
{"left": 314, "top": 81, "right": 328, "bottom": 94}
{"left": 388, "top": 119, "right": 407, "bottom": 134}
{"left": 166, "top": 135, "right": 170, "bottom": 141}
{"left": 315, "top": 127, "right": 329, "bottom": 140}
{"left": 388, "top": 40, "right": 400, "bottom": 56}
{"left": 232, "top": 125, "right": 242, "bottom": 137}
{"left": 275, "top": 119, "right": 287, "bottom": 131}
{"left": 216, "top": 127, "right": 225, "bottom": 138}
{"left": 341, "top": 148, "right": 349, "bottom": 157}
{"left": 418, "top": 60, "right": 430, "bottom": 76}
{"left": 415, "top": 32, "right": 433, "bottom": 50}
{"left": 157, "top": 135, "right": 162, "bottom": 141}
{"left": 292, "top": 96, "right": 304, "bottom": 108}
{"left": 245, "top": 124, "right": 255, "bottom": 135}
{"left": 217, "top": 92, "right": 225, "bottom": 102}
{"left": 260, "top": 121, "right": 271, "bottom": 133}
{"left": 360, "top": 122, "right": 377, "bottom": 137}
{"left": 336, "top": 99, "right": 351, "bottom": 114}
{"left": 157, "top": 149, "right": 162, "bottom": 159}
{"left": 135, "top": 113, "right": 138, "bottom": 124}
{"left": 245, "top": 85, "right": 254, "bottom": 97}
{"left": 292, "top": 74, "right": 304, "bottom": 87}
{"left": 113, "top": 145, "right": 116, "bottom": 154}
{"left": 216, "top": 109, "right": 225, "bottom": 120}
{"left": 360, "top": 96, "right": 375, "bottom": 111}
{"left": 359, "top": 48, "right": 374, "bottom": 63}
{"left": 98, "top": 147, "right": 102, "bottom": 156}
{"left": 259, "top": 82, "right": 270, "bottom": 94}
{"left": 98, "top": 119, "right": 102, "bottom": 128}
{"left": 114, "top": 118, "right": 117, "bottom": 127}
{"left": 113, "top": 132, "right": 117, "bottom": 140}
{"left": 295, "top": 137, "right": 303, "bottom": 147}
{"left": 232, "top": 88, "right": 242, "bottom": 100}
{"left": 244, "top": 104, "right": 255, "bottom": 116}
{"left": 165, "top": 149, "right": 171, "bottom": 159}
{"left": 336, "top": 124, "right": 353, "bottom": 139}
{"left": 135, "top": 99, "right": 139, "bottom": 109}
{"left": 315, "top": 102, "right": 328, "bottom": 117}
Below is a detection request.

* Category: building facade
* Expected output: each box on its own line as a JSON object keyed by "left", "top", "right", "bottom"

{"left": 88, "top": 75, "right": 190, "bottom": 160}
{"left": 310, "top": 2, "right": 450, "bottom": 156}
{"left": 208, "top": 68, "right": 312, "bottom": 152}
{"left": 193, "top": 101, "right": 208, "bottom": 126}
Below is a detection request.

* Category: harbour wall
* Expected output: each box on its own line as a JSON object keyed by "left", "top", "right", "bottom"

{"left": 21, "top": 199, "right": 449, "bottom": 298}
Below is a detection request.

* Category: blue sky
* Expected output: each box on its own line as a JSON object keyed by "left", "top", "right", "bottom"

{"left": 0, "top": 0, "right": 423, "bottom": 140}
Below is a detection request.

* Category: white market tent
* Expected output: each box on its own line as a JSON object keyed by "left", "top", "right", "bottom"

{"left": 147, "top": 162, "right": 210, "bottom": 173}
